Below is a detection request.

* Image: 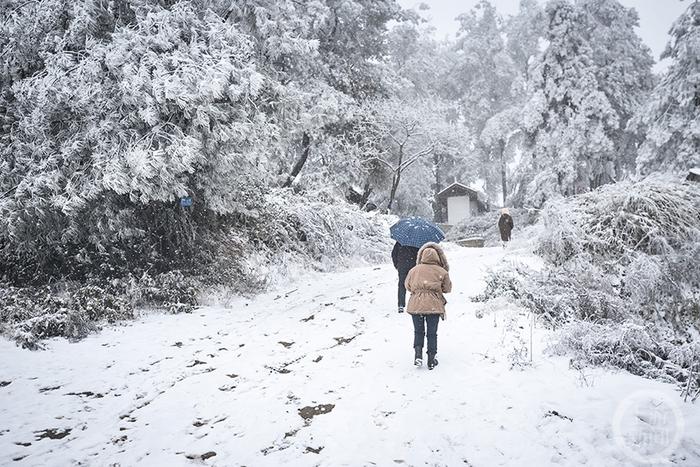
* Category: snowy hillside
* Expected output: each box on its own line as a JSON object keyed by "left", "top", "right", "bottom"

{"left": 2, "top": 245, "right": 698, "bottom": 466}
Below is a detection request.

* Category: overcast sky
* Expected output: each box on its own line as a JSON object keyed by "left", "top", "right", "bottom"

{"left": 397, "top": 0, "right": 692, "bottom": 72}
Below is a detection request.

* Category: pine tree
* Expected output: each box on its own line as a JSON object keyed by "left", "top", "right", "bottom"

{"left": 517, "top": 0, "right": 618, "bottom": 207}
{"left": 634, "top": 1, "right": 700, "bottom": 175}
{"left": 450, "top": 1, "right": 520, "bottom": 203}
{"left": 580, "top": 0, "right": 655, "bottom": 179}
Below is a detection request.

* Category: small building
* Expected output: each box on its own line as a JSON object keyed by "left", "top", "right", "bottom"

{"left": 435, "top": 182, "right": 488, "bottom": 225}
{"left": 687, "top": 168, "right": 700, "bottom": 182}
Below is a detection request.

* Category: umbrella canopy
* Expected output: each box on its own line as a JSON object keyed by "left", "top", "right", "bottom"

{"left": 390, "top": 217, "right": 445, "bottom": 248}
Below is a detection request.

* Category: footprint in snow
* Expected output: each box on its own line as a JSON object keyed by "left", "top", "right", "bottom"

{"left": 334, "top": 335, "right": 357, "bottom": 345}
{"left": 66, "top": 391, "right": 104, "bottom": 398}
{"left": 39, "top": 385, "right": 61, "bottom": 393}
{"left": 186, "top": 360, "right": 207, "bottom": 368}
{"left": 185, "top": 451, "right": 216, "bottom": 461}
{"left": 34, "top": 428, "right": 71, "bottom": 440}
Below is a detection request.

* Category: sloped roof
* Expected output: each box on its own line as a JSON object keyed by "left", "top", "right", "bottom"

{"left": 436, "top": 182, "right": 479, "bottom": 200}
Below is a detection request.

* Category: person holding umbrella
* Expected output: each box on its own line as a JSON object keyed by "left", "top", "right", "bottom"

{"left": 390, "top": 218, "right": 449, "bottom": 369}
{"left": 391, "top": 241, "right": 418, "bottom": 313}
{"left": 390, "top": 217, "right": 446, "bottom": 314}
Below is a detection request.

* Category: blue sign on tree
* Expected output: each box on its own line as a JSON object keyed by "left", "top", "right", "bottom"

{"left": 180, "top": 196, "right": 193, "bottom": 208}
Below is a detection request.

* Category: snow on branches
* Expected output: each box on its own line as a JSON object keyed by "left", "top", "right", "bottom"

{"left": 477, "top": 177, "right": 700, "bottom": 387}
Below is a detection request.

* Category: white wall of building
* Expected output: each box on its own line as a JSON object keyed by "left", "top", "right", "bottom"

{"left": 447, "top": 196, "right": 470, "bottom": 225}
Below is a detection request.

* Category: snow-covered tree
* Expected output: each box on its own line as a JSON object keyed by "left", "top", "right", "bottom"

{"left": 580, "top": 0, "right": 655, "bottom": 176}
{"left": 476, "top": 0, "right": 546, "bottom": 206}
{"left": 225, "top": 0, "right": 404, "bottom": 188}
{"left": 634, "top": 1, "right": 700, "bottom": 175}
{"left": 514, "top": 0, "right": 619, "bottom": 207}
{"left": 506, "top": 0, "right": 546, "bottom": 79}
{"left": 386, "top": 19, "right": 454, "bottom": 99}
{"left": 360, "top": 98, "right": 436, "bottom": 213}
{"left": 0, "top": 2, "right": 277, "bottom": 277}
{"left": 384, "top": 11, "right": 478, "bottom": 216}
{"left": 451, "top": 0, "right": 517, "bottom": 134}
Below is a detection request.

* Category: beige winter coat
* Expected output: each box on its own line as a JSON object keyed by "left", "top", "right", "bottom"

{"left": 405, "top": 242, "right": 452, "bottom": 317}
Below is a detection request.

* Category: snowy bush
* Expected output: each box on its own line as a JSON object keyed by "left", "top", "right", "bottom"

{"left": 551, "top": 320, "right": 700, "bottom": 389}
{"left": 210, "top": 190, "right": 394, "bottom": 290}
{"left": 264, "top": 191, "right": 393, "bottom": 266}
{"left": 476, "top": 177, "right": 700, "bottom": 388}
{"left": 0, "top": 189, "right": 394, "bottom": 347}
{"left": 0, "top": 283, "right": 133, "bottom": 349}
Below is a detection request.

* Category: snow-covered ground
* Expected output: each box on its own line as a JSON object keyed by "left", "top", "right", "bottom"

{"left": 1, "top": 245, "right": 698, "bottom": 466}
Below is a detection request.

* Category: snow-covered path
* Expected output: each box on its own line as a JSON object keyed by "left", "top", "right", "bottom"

{"left": 1, "top": 245, "right": 699, "bottom": 466}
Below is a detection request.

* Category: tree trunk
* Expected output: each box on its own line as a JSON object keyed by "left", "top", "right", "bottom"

{"left": 499, "top": 139, "right": 507, "bottom": 206}
{"left": 387, "top": 173, "right": 400, "bottom": 213}
{"left": 360, "top": 181, "right": 372, "bottom": 206}
{"left": 386, "top": 145, "right": 404, "bottom": 213}
{"left": 432, "top": 151, "right": 442, "bottom": 222}
{"left": 282, "top": 132, "right": 311, "bottom": 188}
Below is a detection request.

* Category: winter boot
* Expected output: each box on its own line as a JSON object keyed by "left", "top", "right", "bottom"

{"left": 398, "top": 306, "right": 405, "bottom": 313}
{"left": 427, "top": 353, "right": 439, "bottom": 370}
{"left": 414, "top": 347, "right": 423, "bottom": 367}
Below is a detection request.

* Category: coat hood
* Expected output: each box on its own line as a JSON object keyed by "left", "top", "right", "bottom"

{"left": 416, "top": 242, "right": 449, "bottom": 271}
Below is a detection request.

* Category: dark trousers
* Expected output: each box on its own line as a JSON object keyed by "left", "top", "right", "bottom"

{"left": 412, "top": 314, "right": 439, "bottom": 355}
{"left": 398, "top": 269, "right": 409, "bottom": 307}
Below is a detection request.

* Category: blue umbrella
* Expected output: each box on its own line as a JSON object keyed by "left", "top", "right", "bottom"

{"left": 390, "top": 217, "right": 445, "bottom": 248}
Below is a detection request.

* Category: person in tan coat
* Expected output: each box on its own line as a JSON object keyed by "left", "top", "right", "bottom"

{"left": 404, "top": 242, "right": 452, "bottom": 369}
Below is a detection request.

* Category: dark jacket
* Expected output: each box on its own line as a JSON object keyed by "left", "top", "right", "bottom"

{"left": 498, "top": 213, "right": 514, "bottom": 241}
{"left": 392, "top": 242, "right": 419, "bottom": 274}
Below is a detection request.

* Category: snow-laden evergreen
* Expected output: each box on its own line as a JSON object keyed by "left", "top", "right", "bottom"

{"left": 518, "top": 1, "right": 618, "bottom": 206}
{"left": 634, "top": 1, "right": 700, "bottom": 175}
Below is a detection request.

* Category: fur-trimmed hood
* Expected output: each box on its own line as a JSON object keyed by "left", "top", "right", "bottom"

{"left": 416, "top": 242, "right": 449, "bottom": 271}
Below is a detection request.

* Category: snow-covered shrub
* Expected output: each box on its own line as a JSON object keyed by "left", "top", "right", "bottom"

{"left": 211, "top": 190, "right": 394, "bottom": 289}
{"left": 472, "top": 266, "right": 525, "bottom": 302}
{"left": 551, "top": 320, "right": 700, "bottom": 386}
{"left": 127, "top": 271, "right": 199, "bottom": 314}
{"left": 446, "top": 213, "right": 501, "bottom": 245}
{"left": 0, "top": 268, "right": 214, "bottom": 347}
{"left": 0, "top": 283, "right": 133, "bottom": 349}
{"left": 0, "top": 192, "right": 394, "bottom": 347}
{"left": 476, "top": 177, "right": 700, "bottom": 386}
{"left": 267, "top": 191, "right": 393, "bottom": 266}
